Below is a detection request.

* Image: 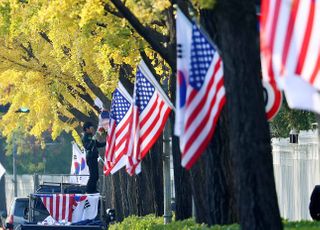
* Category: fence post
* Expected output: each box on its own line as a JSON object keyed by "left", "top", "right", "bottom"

{"left": 33, "top": 173, "right": 39, "bottom": 193}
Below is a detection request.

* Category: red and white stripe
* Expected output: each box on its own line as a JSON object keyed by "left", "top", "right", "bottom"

{"left": 180, "top": 54, "right": 225, "bottom": 169}
{"left": 139, "top": 94, "right": 171, "bottom": 159}
{"left": 104, "top": 110, "right": 132, "bottom": 175}
{"left": 126, "top": 60, "right": 173, "bottom": 175}
{"left": 104, "top": 83, "right": 133, "bottom": 175}
{"left": 176, "top": 9, "right": 226, "bottom": 169}
{"left": 104, "top": 119, "right": 116, "bottom": 172}
{"left": 261, "top": 0, "right": 320, "bottom": 88}
{"left": 126, "top": 104, "right": 141, "bottom": 175}
{"left": 40, "top": 194, "right": 75, "bottom": 222}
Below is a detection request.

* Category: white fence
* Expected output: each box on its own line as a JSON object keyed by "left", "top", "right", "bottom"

{"left": 272, "top": 129, "right": 320, "bottom": 221}
{"left": 4, "top": 175, "right": 76, "bottom": 212}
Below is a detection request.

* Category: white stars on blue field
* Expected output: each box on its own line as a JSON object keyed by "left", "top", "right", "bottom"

{"left": 110, "top": 89, "right": 131, "bottom": 124}
{"left": 190, "top": 24, "right": 216, "bottom": 90}
{"left": 135, "top": 68, "right": 155, "bottom": 113}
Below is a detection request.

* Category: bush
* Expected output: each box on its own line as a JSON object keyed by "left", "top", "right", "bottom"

{"left": 109, "top": 215, "right": 320, "bottom": 230}
{"left": 109, "top": 215, "right": 162, "bottom": 230}
{"left": 108, "top": 215, "right": 239, "bottom": 230}
{"left": 284, "top": 220, "right": 320, "bottom": 230}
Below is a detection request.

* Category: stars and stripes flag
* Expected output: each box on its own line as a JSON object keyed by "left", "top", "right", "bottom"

{"left": 126, "top": 60, "right": 174, "bottom": 175}
{"left": 174, "top": 9, "right": 226, "bottom": 169}
{"left": 260, "top": 0, "right": 320, "bottom": 113}
{"left": 38, "top": 194, "right": 76, "bottom": 223}
{"left": 104, "top": 82, "right": 133, "bottom": 175}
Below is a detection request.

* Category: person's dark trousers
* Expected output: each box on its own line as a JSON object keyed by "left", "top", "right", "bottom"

{"left": 86, "top": 157, "right": 99, "bottom": 193}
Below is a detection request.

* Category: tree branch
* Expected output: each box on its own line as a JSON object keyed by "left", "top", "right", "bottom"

{"left": 119, "top": 64, "right": 134, "bottom": 95}
{"left": 83, "top": 73, "right": 111, "bottom": 109}
{"left": 57, "top": 114, "right": 83, "bottom": 138}
{"left": 140, "top": 51, "right": 161, "bottom": 84}
{"left": 67, "top": 85, "right": 101, "bottom": 113}
{"left": 39, "top": 32, "right": 53, "bottom": 45}
{"left": 19, "top": 42, "right": 40, "bottom": 64}
{"left": 103, "top": 3, "right": 123, "bottom": 18}
{"left": 0, "top": 55, "right": 35, "bottom": 71}
{"left": 57, "top": 113, "right": 77, "bottom": 123}
{"left": 110, "top": 0, "right": 174, "bottom": 66}
{"left": 57, "top": 93, "right": 98, "bottom": 123}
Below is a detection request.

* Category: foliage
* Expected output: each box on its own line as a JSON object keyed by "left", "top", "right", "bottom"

{"left": 270, "top": 98, "right": 316, "bottom": 138}
{"left": 192, "top": 0, "right": 216, "bottom": 10}
{"left": 0, "top": 0, "right": 170, "bottom": 144}
{"left": 109, "top": 215, "right": 320, "bottom": 230}
{"left": 283, "top": 220, "right": 320, "bottom": 230}
{"left": 3, "top": 132, "right": 73, "bottom": 174}
{"left": 109, "top": 215, "right": 239, "bottom": 230}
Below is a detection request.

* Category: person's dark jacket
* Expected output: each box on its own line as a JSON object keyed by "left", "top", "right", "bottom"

{"left": 310, "top": 185, "right": 320, "bottom": 220}
{"left": 82, "top": 133, "right": 105, "bottom": 159}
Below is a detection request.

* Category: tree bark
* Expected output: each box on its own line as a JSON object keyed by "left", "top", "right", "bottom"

{"left": 202, "top": 1, "right": 282, "bottom": 229}
{"left": 83, "top": 73, "right": 111, "bottom": 109}
{"left": 110, "top": 173, "right": 124, "bottom": 221}
{"left": 189, "top": 111, "right": 237, "bottom": 225}
{"left": 206, "top": 112, "right": 237, "bottom": 224}
{"left": 316, "top": 114, "right": 320, "bottom": 141}
{"left": 105, "top": 138, "right": 164, "bottom": 220}
{"left": 170, "top": 128, "right": 193, "bottom": 220}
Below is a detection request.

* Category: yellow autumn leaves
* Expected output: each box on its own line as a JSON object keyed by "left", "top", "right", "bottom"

{"left": 0, "top": 0, "right": 172, "bottom": 144}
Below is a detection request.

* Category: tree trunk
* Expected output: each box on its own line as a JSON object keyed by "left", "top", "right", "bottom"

{"left": 105, "top": 138, "right": 164, "bottom": 220}
{"left": 316, "top": 114, "right": 320, "bottom": 141}
{"left": 190, "top": 111, "right": 237, "bottom": 225}
{"left": 111, "top": 173, "right": 124, "bottom": 221}
{"left": 206, "top": 112, "right": 237, "bottom": 224}
{"left": 171, "top": 135, "right": 193, "bottom": 220}
{"left": 202, "top": 1, "right": 282, "bottom": 229}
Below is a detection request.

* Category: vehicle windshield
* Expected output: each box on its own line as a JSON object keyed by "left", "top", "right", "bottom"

{"left": 13, "top": 199, "right": 29, "bottom": 217}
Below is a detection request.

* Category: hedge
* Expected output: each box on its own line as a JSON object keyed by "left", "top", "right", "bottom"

{"left": 108, "top": 215, "right": 320, "bottom": 230}
{"left": 108, "top": 215, "right": 239, "bottom": 230}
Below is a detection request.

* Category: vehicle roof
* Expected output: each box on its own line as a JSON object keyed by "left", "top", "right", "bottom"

{"left": 12, "top": 197, "right": 28, "bottom": 201}
{"left": 35, "top": 182, "right": 86, "bottom": 194}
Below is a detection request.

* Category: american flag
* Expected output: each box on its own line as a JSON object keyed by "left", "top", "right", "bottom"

{"left": 38, "top": 194, "right": 76, "bottom": 223}
{"left": 126, "top": 60, "right": 173, "bottom": 175}
{"left": 104, "top": 82, "right": 132, "bottom": 175}
{"left": 175, "top": 9, "right": 226, "bottom": 169}
{"left": 260, "top": 0, "right": 320, "bottom": 113}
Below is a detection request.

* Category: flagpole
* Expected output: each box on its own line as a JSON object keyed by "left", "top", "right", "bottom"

{"left": 163, "top": 76, "right": 172, "bottom": 224}
{"left": 13, "top": 132, "right": 17, "bottom": 197}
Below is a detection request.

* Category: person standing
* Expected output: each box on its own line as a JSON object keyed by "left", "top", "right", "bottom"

{"left": 82, "top": 122, "right": 106, "bottom": 193}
